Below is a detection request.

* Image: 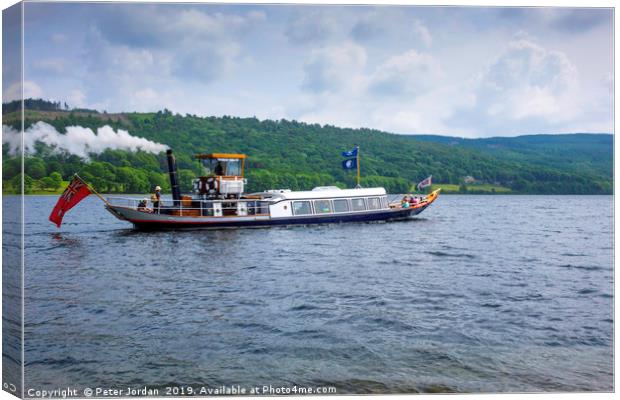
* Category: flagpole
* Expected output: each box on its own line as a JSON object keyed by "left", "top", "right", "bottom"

{"left": 356, "top": 145, "right": 360, "bottom": 187}
{"left": 75, "top": 174, "right": 109, "bottom": 205}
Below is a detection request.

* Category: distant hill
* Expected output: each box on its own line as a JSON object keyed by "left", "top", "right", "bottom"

{"left": 1, "top": 103, "right": 613, "bottom": 195}
{"left": 411, "top": 134, "right": 613, "bottom": 180}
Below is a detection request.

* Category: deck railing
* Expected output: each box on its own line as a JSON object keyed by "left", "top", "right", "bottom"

{"left": 107, "top": 193, "right": 431, "bottom": 217}
{"left": 106, "top": 196, "right": 270, "bottom": 217}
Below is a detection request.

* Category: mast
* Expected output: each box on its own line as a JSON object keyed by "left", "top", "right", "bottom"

{"left": 356, "top": 145, "right": 361, "bottom": 188}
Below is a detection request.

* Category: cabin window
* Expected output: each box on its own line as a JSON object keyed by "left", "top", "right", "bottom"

{"left": 367, "top": 197, "right": 381, "bottom": 210}
{"left": 226, "top": 160, "right": 241, "bottom": 176}
{"left": 247, "top": 201, "right": 256, "bottom": 215}
{"left": 351, "top": 198, "right": 366, "bottom": 211}
{"left": 258, "top": 202, "right": 270, "bottom": 214}
{"left": 201, "top": 158, "right": 242, "bottom": 176}
{"left": 247, "top": 201, "right": 269, "bottom": 215}
{"left": 314, "top": 199, "right": 332, "bottom": 214}
{"left": 333, "top": 199, "right": 350, "bottom": 213}
{"left": 292, "top": 201, "right": 312, "bottom": 215}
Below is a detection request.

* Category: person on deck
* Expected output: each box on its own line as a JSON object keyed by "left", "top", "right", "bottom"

{"left": 152, "top": 186, "right": 162, "bottom": 212}
{"left": 401, "top": 196, "right": 410, "bottom": 208}
{"left": 410, "top": 196, "right": 420, "bottom": 206}
{"left": 137, "top": 198, "right": 152, "bottom": 212}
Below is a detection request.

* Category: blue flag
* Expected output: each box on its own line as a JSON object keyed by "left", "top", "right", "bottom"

{"left": 341, "top": 147, "right": 358, "bottom": 157}
{"left": 342, "top": 158, "right": 357, "bottom": 170}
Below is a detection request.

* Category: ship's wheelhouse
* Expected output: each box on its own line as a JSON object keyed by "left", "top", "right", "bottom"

{"left": 193, "top": 153, "right": 247, "bottom": 199}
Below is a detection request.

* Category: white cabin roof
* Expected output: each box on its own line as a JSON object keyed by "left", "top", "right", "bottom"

{"left": 256, "top": 186, "right": 387, "bottom": 200}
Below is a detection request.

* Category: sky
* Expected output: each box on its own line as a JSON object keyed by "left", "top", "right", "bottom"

{"left": 4, "top": 2, "right": 615, "bottom": 137}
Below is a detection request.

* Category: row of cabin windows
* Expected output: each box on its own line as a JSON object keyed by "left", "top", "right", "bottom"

{"left": 292, "top": 196, "right": 387, "bottom": 216}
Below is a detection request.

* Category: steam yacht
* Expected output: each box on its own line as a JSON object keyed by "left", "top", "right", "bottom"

{"left": 104, "top": 150, "right": 440, "bottom": 230}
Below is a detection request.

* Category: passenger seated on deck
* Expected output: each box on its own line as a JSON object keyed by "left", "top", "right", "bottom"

{"left": 137, "top": 198, "right": 152, "bottom": 212}
{"left": 401, "top": 196, "right": 410, "bottom": 208}
{"left": 410, "top": 196, "right": 420, "bottom": 206}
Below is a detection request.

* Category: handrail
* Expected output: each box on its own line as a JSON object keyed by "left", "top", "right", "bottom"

{"left": 106, "top": 196, "right": 259, "bottom": 203}
{"left": 105, "top": 196, "right": 270, "bottom": 215}
{"left": 106, "top": 193, "right": 401, "bottom": 216}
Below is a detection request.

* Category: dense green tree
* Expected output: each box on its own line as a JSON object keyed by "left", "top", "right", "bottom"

{"left": 117, "top": 167, "right": 149, "bottom": 193}
{"left": 3, "top": 157, "right": 20, "bottom": 181}
{"left": 25, "top": 158, "right": 46, "bottom": 179}
{"left": 178, "top": 169, "right": 196, "bottom": 192}
{"left": 147, "top": 171, "right": 169, "bottom": 192}
{"left": 40, "top": 177, "right": 56, "bottom": 190}
{"left": 10, "top": 173, "right": 34, "bottom": 194}
{"left": 49, "top": 172, "right": 63, "bottom": 188}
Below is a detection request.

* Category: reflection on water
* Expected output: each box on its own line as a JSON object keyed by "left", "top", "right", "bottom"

{"left": 13, "top": 195, "right": 614, "bottom": 393}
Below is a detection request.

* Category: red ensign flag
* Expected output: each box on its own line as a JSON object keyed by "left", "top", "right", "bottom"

{"left": 49, "top": 175, "right": 92, "bottom": 227}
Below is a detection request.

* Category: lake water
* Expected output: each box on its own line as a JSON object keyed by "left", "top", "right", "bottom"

{"left": 5, "top": 195, "right": 614, "bottom": 394}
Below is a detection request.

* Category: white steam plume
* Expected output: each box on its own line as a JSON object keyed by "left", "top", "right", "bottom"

{"left": 2, "top": 121, "right": 168, "bottom": 158}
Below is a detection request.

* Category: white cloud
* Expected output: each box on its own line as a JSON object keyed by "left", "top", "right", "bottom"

{"left": 435, "top": 37, "right": 600, "bottom": 136}
{"left": 51, "top": 33, "right": 67, "bottom": 44}
{"left": 301, "top": 45, "right": 443, "bottom": 98}
{"left": 601, "top": 72, "right": 613, "bottom": 93}
{"left": 78, "top": 6, "right": 267, "bottom": 109}
{"left": 369, "top": 49, "right": 443, "bottom": 96}
{"left": 23, "top": 81, "right": 43, "bottom": 98}
{"left": 3, "top": 82, "right": 21, "bottom": 102}
{"left": 295, "top": 37, "right": 592, "bottom": 136}
{"left": 126, "top": 87, "right": 181, "bottom": 112}
{"left": 296, "top": 46, "right": 451, "bottom": 133}
{"left": 286, "top": 10, "right": 340, "bottom": 44}
{"left": 32, "top": 58, "right": 66, "bottom": 74}
{"left": 474, "top": 39, "right": 580, "bottom": 122}
{"left": 113, "top": 47, "right": 156, "bottom": 73}
{"left": 3, "top": 80, "right": 43, "bottom": 102}
{"left": 68, "top": 89, "right": 86, "bottom": 107}
{"left": 302, "top": 42, "right": 368, "bottom": 94}
{"left": 350, "top": 18, "right": 386, "bottom": 42}
{"left": 370, "top": 84, "right": 477, "bottom": 136}
{"left": 412, "top": 19, "right": 432, "bottom": 47}
{"left": 71, "top": 7, "right": 267, "bottom": 114}
{"left": 170, "top": 9, "right": 266, "bottom": 38}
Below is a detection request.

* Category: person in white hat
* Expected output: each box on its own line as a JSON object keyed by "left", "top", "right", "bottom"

{"left": 152, "top": 186, "right": 162, "bottom": 212}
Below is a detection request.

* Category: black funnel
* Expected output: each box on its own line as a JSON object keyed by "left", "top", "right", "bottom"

{"left": 166, "top": 149, "right": 181, "bottom": 206}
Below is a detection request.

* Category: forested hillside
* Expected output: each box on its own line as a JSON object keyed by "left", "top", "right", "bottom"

{"left": 412, "top": 134, "right": 613, "bottom": 181}
{"left": 1, "top": 101, "right": 613, "bottom": 195}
